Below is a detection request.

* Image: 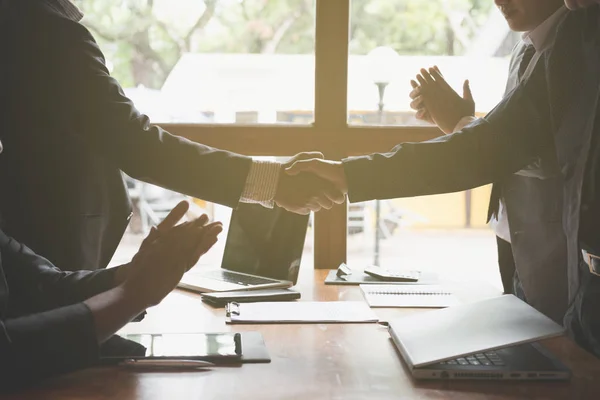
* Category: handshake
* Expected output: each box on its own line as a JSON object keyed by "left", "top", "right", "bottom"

{"left": 273, "top": 152, "right": 349, "bottom": 215}
{"left": 270, "top": 64, "right": 472, "bottom": 216}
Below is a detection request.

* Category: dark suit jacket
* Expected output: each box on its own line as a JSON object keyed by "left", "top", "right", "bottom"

{"left": 0, "top": 229, "right": 120, "bottom": 390}
{"left": 343, "top": 7, "right": 600, "bottom": 321}
{"left": 489, "top": 40, "right": 568, "bottom": 321}
{"left": 0, "top": 0, "right": 252, "bottom": 271}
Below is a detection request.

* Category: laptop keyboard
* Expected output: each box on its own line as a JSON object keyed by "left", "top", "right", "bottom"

{"left": 203, "top": 270, "right": 279, "bottom": 286}
{"left": 439, "top": 351, "right": 505, "bottom": 367}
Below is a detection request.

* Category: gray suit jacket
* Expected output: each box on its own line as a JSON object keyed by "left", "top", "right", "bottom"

{"left": 499, "top": 38, "right": 568, "bottom": 323}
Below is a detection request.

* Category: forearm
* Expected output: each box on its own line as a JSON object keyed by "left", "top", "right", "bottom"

{"left": 0, "top": 304, "right": 100, "bottom": 389}
{"left": 0, "top": 289, "right": 144, "bottom": 389}
{"left": 342, "top": 122, "right": 499, "bottom": 202}
{"left": 84, "top": 285, "right": 146, "bottom": 343}
{"left": 1, "top": 234, "right": 122, "bottom": 313}
{"left": 42, "top": 20, "right": 252, "bottom": 208}
{"left": 111, "top": 263, "right": 132, "bottom": 287}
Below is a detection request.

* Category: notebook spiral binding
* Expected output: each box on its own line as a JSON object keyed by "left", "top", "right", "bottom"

{"left": 366, "top": 290, "right": 452, "bottom": 295}
{"left": 225, "top": 302, "right": 241, "bottom": 317}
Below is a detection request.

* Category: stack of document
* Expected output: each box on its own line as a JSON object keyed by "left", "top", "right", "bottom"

{"left": 360, "top": 284, "right": 459, "bottom": 308}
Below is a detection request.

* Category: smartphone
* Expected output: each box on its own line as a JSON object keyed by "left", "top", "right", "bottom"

{"left": 364, "top": 266, "right": 420, "bottom": 282}
{"left": 111, "top": 333, "right": 242, "bottom": 361}
{"left": 201, "top": 289, "right": 301, "bottom": 307}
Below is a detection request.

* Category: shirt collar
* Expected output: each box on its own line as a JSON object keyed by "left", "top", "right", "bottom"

{"left": 521, "top": 6, "right": 568, "bottom": 52}
{"left": 522, "top": 6, "right": 569, "bottom": 52}
{"left": 45, "top": 0, "right": 84, "bottom": 22}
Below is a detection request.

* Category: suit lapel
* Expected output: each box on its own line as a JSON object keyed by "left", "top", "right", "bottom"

{"left": 0, "top": 244, "right": 7, "bottom": 319}
{"left": 487, "top": 41, "right": 531, "bottom": 223}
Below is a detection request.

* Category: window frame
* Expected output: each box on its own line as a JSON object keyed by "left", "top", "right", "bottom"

{"left": 162, "top": 0, "right": 442, "bottom": 269}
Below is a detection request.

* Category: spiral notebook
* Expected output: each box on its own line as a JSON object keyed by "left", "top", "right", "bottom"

{"left": 360, "top": 284, "right": 459, "bottom": 308}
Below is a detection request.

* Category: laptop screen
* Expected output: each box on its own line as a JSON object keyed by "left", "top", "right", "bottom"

{"left": 220, "top": 203, "right": 309, "bottom": 284}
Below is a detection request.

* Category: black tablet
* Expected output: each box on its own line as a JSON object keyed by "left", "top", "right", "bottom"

{"left": 105, "top": 332, "right": 242, "bottom": 361}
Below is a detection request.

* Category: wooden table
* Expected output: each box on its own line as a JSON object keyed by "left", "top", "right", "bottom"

{"left": 6, "top": 269, "right": 600, "bottom": 400}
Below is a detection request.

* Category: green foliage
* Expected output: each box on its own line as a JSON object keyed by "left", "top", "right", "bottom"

{"left": 72, "top": 0, "right": 495, "bottom": 89}
{"left": 350, "top": 0, "right": 493, "bottom": 55}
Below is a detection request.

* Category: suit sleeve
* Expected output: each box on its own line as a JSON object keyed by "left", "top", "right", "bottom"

{"left": 0, "top": 232, "right": 118, "bottom": 316}
{"left": 42, "top": 17, "right": 252, "bottom": 208}
{"left": 0, "top": 303, "right": 100, "bottom": 390}
{"left": 343, "top": 54, "right": 555, "bottom": 203}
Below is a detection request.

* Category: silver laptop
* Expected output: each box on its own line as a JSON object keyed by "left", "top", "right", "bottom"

{"left": 178, "top": 203, "right": 309, "bottom": 293}
{"left": 388, "top": 295, "right": 571, "bottom": 380}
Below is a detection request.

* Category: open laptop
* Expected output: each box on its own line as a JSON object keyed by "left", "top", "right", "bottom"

{"left": 178, "top": 203, "right": 309, "bottom": 293}
{"left": 388, "top": 295, "right": 571, "bottom": 380}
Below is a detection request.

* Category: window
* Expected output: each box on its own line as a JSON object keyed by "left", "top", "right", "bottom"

{"left": 348, "top": 0, "right": 517, "bottom": 126}
{"left": 77, "top": 0, "right": 316, "bottom": 124}
{"left": 79, "top": 0, "right": 510, "bottom": 290}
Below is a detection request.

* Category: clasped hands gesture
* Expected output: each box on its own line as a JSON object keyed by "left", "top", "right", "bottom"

{"left": 116, "top": 200, "right": 223, "bottom": 308}
{"left": 409, "top": 66, "right": 475, "bottom": 134}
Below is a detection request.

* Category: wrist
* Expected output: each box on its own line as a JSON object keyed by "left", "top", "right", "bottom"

{"left": 118, "top": 281, "right": 154, "bottom": 310}
{"left": 240, "top": 160, "right": 281, "bottom": 207}
{"left": 334, "top": 162, "right": 349, "bottom": 193}
{"left": 85, "top": 285, "right": 148, "bottom": 343}
{"left": 113, "top": 262, "right": 132, "bottom": 286}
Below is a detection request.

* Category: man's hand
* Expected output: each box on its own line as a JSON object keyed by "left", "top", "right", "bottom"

{"left": 409, "top": 80, "right": 434, "bottom": 124}
{"left": 87, "top": 213, "right": 222, "bottom": 343}
{"left": 564, "top": 0, "right": 600, "bottom": 9}
{"left": 410, "top": 66, "right": 475, "bottom": 134}
{"left": 274, "top": 152, "right": 346, "bottom": 214}
{"left": 284, "top": 158, "right": 348, "bottom": 206}
{"left": 114, "top": 200, "right": 191, "bottom": 285}
{"left": 122, "top": 216, "right": 223, "bottom": 308}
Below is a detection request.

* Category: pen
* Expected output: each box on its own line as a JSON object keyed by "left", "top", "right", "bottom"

{"left": 119, "top": 359, "right": 215, "bottom": 369}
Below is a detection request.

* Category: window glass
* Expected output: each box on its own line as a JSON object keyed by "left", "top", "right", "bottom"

{"left": 347, "top": 188, "right": 501, "bottom": 291}
{"left": 75, "top": 0, "right": 316, "bottom": 124}
{"left": 348, "top": 0, "right": 518, "bottom": 126}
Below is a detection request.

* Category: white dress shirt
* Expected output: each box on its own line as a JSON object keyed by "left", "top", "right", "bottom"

{"left": 45, "top": 0, "right": 281, "bottom": 207}
{"left": 453, "top": 6, "right": 568, "bottom": 243}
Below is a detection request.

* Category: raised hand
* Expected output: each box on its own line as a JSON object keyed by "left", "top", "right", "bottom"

{"left": 409, "top": 79, "right": 434, "bottom": 124}
{"left": 274, "top": 152, "right": 346, "bottom": 214}
{"left": 122, "top": 214, "right": 223, "bottom": 308}
{"left": 411, "top": 66, "right": 475, "bottom": 134}
{"left": 114, "top": 200, "right": 193, "bottom": 285}
{"left": 87, "top": 213, "right": 222, "bottom": 343}
{"left": 134, "top": 200, "right": 190, "bottom": 257}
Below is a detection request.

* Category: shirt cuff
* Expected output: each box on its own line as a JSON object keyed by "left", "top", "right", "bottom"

{"left": 240, "top": 160, "right": 281, "bottom": 208}
{"left": 453, "top": 116, "right": 479, "bottom": 133}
